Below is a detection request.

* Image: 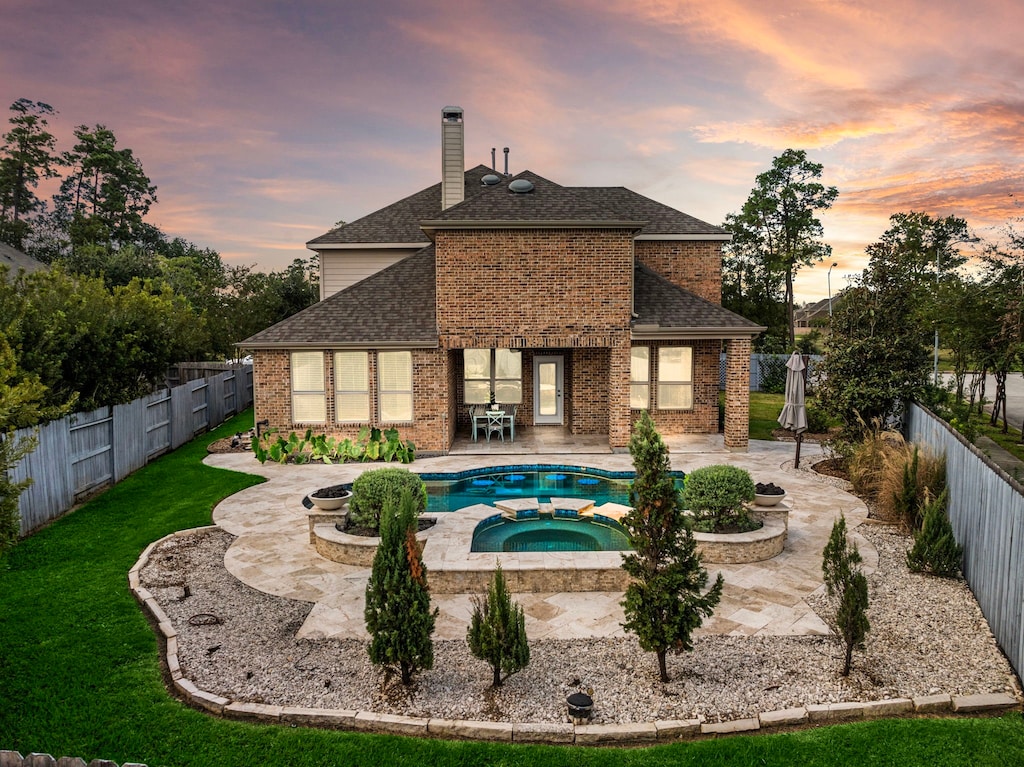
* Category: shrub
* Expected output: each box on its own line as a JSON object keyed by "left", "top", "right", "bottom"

{"left": 620, "top": 412, "right": 723, "bottom": 683}
{"left": 805, "top": 401, "right": 831, "bottom": 434}
{"left": 467, "top": 564, "right": 530, "bottom": 687}
{"left": 349, "top": 468, "right": 427, "bottom": 532}
{"left": 681, "top": 464, "right": 757, "bottom": 533}
{"left": 0, "top": 431, "right": 36, "bottom": 553}
{"left": 872, "top": 443, "right": 945, "bottom": 530}
{"left": 907, "top": 489, "right": 962, "bottom": 577}
{"left": 364, "top": 488, "right": 436, "bottom": 685}
{"left": 822, "top": 515, "right": 870, "bottom": 676}
{"left": 847, "top": 418, "right": 905, "bottom": 500}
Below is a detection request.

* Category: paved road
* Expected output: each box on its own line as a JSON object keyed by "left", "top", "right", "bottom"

{"left": 952, "top": 372, "right": 1024, "bottom": 433}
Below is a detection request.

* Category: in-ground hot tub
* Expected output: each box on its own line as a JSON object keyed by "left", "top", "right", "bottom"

{"left": 471, "top": 511, "right": 632, "bottom": 553}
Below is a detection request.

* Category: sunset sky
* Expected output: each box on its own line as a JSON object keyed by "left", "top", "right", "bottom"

{"left": 3, "top": 0, "right": 1022, "bottom": 300}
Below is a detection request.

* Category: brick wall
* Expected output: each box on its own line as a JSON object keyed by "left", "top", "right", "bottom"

{"left": 724, "top": 338, "right": 752, "bottom": 451}
{"left": 252, "top": 348, "right": 451, "bottom": 452}
{"left": 435, "top": 228, "right": 634, "bottom": 346}
{"left": 635, "top": 240, "right": 723, "bottom": 304}
{"left": 570, "top": 347, "right": 609, "bottom": 434}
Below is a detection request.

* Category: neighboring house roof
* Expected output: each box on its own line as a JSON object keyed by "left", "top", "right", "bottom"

{"left": 632, "top": 263, "right": 765, "bottom": 339}
{"left": 794, "top": 298, "right": 831, "bottom": 324}
{"left": 0, "top": 242, "right": 47, "bottom": 278}
{"left": 242, "top": 246, "right": 438, "bottom": 349}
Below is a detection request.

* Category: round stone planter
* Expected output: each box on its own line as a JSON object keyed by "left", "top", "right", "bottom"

{"left": 754, "top": 492, "right": 785, "bottom": 507}
{"left": 693, "top": 508, "right": 788, "bottom": 564}
{"left": 308, "top": 489, "right": 352, "bottom": 511}
{"left": 313, "top": 520, "right": 434, "bottom": 566}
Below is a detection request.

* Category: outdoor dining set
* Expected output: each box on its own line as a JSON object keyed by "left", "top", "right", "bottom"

{"left": 469, "top": 404, "right": 517, "bottom": 443}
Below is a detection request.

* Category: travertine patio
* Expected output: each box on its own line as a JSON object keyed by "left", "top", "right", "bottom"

{"left": 205, "top": 438, "right": 873, "bottom": 643}
{"left": 205, "top": 436, "right": 872, "bottom": 638}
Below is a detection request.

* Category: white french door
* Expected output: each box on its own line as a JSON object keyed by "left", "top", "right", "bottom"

{"left": 533, "top": 355, "right": 564, "bottom": 425}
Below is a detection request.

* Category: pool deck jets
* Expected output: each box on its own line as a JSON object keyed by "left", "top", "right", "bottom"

{"left": 206, "top": 440, "right": 873, "bottom": 641}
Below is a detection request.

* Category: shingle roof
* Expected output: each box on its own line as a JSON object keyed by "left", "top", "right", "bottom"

{"left": 632, "top": 263, "right": 764, "bottom": 338}
{"left": 307, "top": 165, "right": 495, "bottom": 246}
{"left": 0, "top": 243, "right": 47, "bottom": 278}
{"left": 575, "top": 188, "right": 728, "bottom": 236}
{"left": 241, "top": 246, "right": 438, "bottom": 348}
{"left": 422, "top": 171, "right": 643, "bottom": 227}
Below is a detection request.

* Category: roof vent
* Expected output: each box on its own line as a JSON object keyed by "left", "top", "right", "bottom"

{"left": 508, "top": 178, "right": 534, "bottom": 194}
{"left": 481, "top": 174, "right": 501, "bottom": 186}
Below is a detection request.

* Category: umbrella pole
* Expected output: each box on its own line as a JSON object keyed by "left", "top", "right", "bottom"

{"left": 794, "top": 433, "right": 803, "bottom": 468}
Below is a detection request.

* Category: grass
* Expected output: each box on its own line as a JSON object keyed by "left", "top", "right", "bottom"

{"left": 2, "top": 410, "right": 1023, "bottom": 766}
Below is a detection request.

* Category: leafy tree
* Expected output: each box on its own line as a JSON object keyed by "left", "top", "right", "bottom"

{"left": 467, "top": 563, "right": 530, "bottom": 687}
{"left": 620, "top": 411, "right": 723, "bottom": 682}
{"left": 822, "top": 515, "right": 869, "bottom": 676}
{"left": 721, "top": 217, "right": 788, "bottom": 348}
{"left": 364, "top": 488, "right": 437, "bottom": 685}
{"left": 0, "top": 99, "right": 59, "bottom": 249}
{"left": 725, "top": 149, "right": 838, "bottom": 346}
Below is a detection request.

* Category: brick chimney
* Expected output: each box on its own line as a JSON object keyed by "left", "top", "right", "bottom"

{"left": 441, "top": 106, "right": 464, "bottom": 210}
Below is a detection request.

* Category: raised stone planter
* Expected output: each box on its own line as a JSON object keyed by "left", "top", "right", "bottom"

{"left": 313, "top": 520, "right": 435, "bottom": 566}
{"left": 693, "top": 506, "right": 789, "bottom": 564}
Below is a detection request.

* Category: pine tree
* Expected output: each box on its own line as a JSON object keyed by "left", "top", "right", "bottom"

{"left": 907, "top": 489, "right": 962, "bottom": 577}
{"left": 620, "top": 411, "right": 723, "bottom": 683}
{"left": 364, "top": 488, "right": 437, "bottom": 685}
{"left": 467, "top": 563, "right": 530, "bottom": 687}
{"left": 822, "top": 515, "right": 870, "bottom": 676}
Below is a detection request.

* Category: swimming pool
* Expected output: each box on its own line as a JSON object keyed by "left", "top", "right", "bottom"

{"left": 418, "top": 464, "right": 685, "bottom": 513}
{"left": 471, "top": 511, "right": 632, "bottom": 553}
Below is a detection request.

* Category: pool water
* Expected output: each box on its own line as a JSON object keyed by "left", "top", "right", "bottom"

{"left": 419, "top": 465, "right": 684, "bottom": 513}
{"left": 471, "top": 512, "right": 633, "bottom": 552}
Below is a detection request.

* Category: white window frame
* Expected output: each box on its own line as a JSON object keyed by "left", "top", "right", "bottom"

{"left": 378, "top": 350, "right": 413, "bottom": 423}
{"left": 630, "top": 346, "right": 650, "bottom": 409}
{"left": 334, "top": 351, "right": 370, "bottom": 423}
{"left": 657, "top": 346, "right": 694, "bottom": 411}
{"left": 463, "top": 348, "right": 522, "bottom": 405}
{"left": 290, "top": 351, "right": 326, "bottom": 423}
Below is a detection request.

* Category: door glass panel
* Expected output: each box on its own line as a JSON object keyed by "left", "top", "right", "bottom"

{"left": 539, "top": 362, "right": 556, "bottom": 416}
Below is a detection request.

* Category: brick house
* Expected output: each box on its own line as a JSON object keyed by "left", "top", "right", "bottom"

{"left": 242, "top": 107, "right": 763, "bottom": 453}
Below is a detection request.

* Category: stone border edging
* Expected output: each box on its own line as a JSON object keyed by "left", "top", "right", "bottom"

{"left": 129, "top": 528, "right": 1021, "bottom": 746}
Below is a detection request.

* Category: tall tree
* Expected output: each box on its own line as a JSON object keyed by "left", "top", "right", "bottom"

{"left": 53, "top": 124, "right": 158, "bottom": 253}
{"left": 0, "top": 99, "right": 59, "bottom": 249}
{"left": 620, "top": 411, "right": 723, "bottom": 682}
{"left": 726, "top": 149, "right": 838, "bottom": 346}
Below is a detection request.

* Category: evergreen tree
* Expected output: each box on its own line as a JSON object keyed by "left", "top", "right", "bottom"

{"left": 907, "top": 489, "right": 962, "bottom": 578}
{"left": 364, "top": 488, "right": 436, "bottom": 685}
{"left": 0, "top": 99, "right": 59, "bottom": 250}
{"left": 467, "top": 563, "right": 530, "bottom": 687}
{"left": 620, "top": 411, "right": 723, "bottom": 682}
{"left": 822, "top": 515, "right": 870, "bottom": 676}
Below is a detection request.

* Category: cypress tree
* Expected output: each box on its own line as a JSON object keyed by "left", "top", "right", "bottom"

{"left": 364, "top": 488, "right": 437, "bottom": 685}
{"left": 467, "top": 563, "right": 530, "bottom": 687}
{"left": 620, "top": 411, "right": 723, "bottom": 683}
{"left": 907, "top": 489, "right": 962, "bottom": 577}
{"left": 822, "top": 515, "right": 870, "bottom": 676}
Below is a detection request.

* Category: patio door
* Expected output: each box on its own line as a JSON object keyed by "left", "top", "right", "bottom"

{"left": 533, "top": 355, "right": 564, "bottom": 425}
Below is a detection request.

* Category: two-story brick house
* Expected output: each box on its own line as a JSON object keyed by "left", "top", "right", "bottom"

{"left": 242, "top": 107, "right": 763, "bottom": 453}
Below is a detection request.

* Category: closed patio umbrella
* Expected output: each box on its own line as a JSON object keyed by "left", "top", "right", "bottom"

{"left": 778, "top": 351, "right": 808, "bottom": 467}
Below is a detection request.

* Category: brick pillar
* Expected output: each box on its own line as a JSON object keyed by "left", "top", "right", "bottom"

{"left": 724, "top": 338, "right": 751, "bottom": 452}
{"left": 608, "top": 334, "right": 632, "bottom": 450}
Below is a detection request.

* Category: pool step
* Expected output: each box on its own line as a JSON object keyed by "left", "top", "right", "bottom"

{"left": 585, "top": 503, "right": 631, "bottom": 522}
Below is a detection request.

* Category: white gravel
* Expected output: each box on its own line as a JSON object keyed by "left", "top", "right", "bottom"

{"left": 140, "top": 524, "right": 1019, "bottom": 724}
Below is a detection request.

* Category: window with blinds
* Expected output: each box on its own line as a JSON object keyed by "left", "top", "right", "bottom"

{"left": 378, "top": 351, "right": 412, "bottom": 422}
{"left": 657, "top": 347, "right": 693, "bottom": 410}
{"left": 334, "top": 351, "right": 369, "bottom": 422}
{"left": 291, "top": 351, "right": 326, "bottom": 423}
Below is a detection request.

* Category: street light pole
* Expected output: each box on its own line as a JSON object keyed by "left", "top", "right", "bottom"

{"left": 827, "top": 261, "right": 838, "bottom": 317}
{"left": 934, "top": 248, "right": 940, "bottom": 386}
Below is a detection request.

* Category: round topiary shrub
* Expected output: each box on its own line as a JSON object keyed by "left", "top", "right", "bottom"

{"left": 349, "top": 468, "right": 427, "bottom": 533}
{"left": 682, "top": 464, "right": 758, "bottom": 533}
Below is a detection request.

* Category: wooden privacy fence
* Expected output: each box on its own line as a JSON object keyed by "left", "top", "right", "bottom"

{"left": 904, "top": 402, "right": 1024, "bottom": 682}
{"left": 9, "top": 366, "right": 253, "bottom": 537}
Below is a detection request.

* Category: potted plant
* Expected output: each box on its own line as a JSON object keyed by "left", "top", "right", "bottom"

{"left": 754, "top": 482, "right": 786, "bottom": 507}
{"left": 308, "top": 484, "right": 353, "bottom": 511}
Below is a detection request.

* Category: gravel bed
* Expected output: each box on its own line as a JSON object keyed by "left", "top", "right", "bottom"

{"left": 140, "top": 526, "right": 1018, "bottom": 724}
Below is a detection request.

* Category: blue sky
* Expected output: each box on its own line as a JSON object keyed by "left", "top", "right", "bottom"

{"left": 3, "top": 0, "right": 1022, "bottom": 299}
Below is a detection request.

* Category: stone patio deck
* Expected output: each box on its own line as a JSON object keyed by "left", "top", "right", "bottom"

{"left": 205, "top": 439, "right": 873, "bottom": 642}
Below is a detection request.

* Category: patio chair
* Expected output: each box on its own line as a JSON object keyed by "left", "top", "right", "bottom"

{"left": 469, "top": 404, "right": 488, "bottom": 441}
{"left": 486, "top": 408, "right": 506, "bottom": 442}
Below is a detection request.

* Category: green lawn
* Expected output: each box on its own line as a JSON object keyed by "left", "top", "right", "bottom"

{"left": 2, "top": 410, "right": 1022, "bottom": 766}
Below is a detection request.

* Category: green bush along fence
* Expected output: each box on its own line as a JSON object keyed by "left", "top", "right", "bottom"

{"left": 904, "top": 402, "right": 1024, "bottom": 683}
{"left": 9, "top": 365, "right": 253, "bottom": 537}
